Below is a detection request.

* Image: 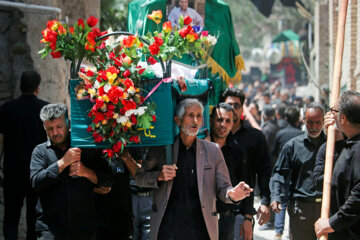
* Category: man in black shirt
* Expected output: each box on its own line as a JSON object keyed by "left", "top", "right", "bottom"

{"left": 135, "top": 98, "right": 252, "bottom": 240}
{"left": 0, "top": 71, "right": 48, "bottom": 240}
{"left": 210, "top": 103, "right": 256, "bottom": 240}
{"left": 315, "top": 91, "right": 360, "bottom": 240}
{"left": 222, "top": 88, "right": 271, "bottom": 239}
{"left": 271, "top": 102, "right": 326, "bottom": 240}
{"left": 30, "top": 104, "right": 111, "bottom": 240}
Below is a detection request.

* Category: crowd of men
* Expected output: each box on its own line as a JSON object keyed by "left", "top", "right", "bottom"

{"left": 0, "top": 71, "right": 359, "bottom": 240}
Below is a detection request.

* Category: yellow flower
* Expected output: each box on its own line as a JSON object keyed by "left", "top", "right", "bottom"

{"left": 113, "top": 113, "right": 119, "bottom": 119}
{"left": 106, "top": 72, "right": 117, "bottom": 85}
{"left": 147, "top": 10, "right": 162, "bottom": 24}
{"left": 102, "top": 119, "right": 108, "bottom": 125}
{"left": 126, "top": 121, "right": 132, "bottom": 128}
{"left": 123, "top": 92, "right": 129, "bottom": 99}
{"left": 102, "top": 95, "right": 109, "bottom": 102}
{"left": 87, "top": 88, "right": 95, "bottom": 95}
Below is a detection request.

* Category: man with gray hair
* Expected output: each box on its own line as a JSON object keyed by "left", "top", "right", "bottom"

{"left": 30, "top": 103, "right": 111, "bottom": 240}
{"left": 271, "top": 102, "right": 326, "bottom": 240}
{"left": 136, "top": 98, "right": 252, "bottom": 240}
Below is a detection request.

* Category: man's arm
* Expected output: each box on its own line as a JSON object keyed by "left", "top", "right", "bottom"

{"left": 270, "top": 143, "right": 293, "bottom": 212}
{"left": 120, "top": 150, "right": 140, "bottom": 179}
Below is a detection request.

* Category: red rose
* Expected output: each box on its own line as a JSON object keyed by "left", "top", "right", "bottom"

{"left": 149, "top": 43, "right": 160, "bottom": 55}
{"left": 108, "top": 86, "right": 124, "bottom": 104}
{"left": 69, "top": 27, "right": 74, "bottom": 34}
{"left": 78, "top": 19, "right": 85, "bottom": 28}
{"left": 87, "top": 15, "right": 98, "bottom": 27}
{"left": 103, "top": 149, "right": 114, "bottom": 158}
{"left": 152, "top": 115, "right": 156, "bottom": 122}
{"left": 51, "top": 51, "right": 61, "bottom": 58}
{"left": 138, "top": 68, "right": 145, "bottom": 75}
{"left": 86, "top": 70, "right": 94, "bottom": 77}
{"left": 87, "top": 126, "right": 93, "bottom": 132}
{"left": 121, "top": 100, "right": 137, "bottom": 111}
{"left": 93, "top": 131, "right": 103, "bottom": 142}
{"left": 131, "top": 115, "right": 137, "bottom": 124}
{"left": 107, "top": 104, "right": 115, "bottom": 111}
{"left": 98, "top": 86, "right": 105, "bottom": 96}
{"left": 94, "top": 112, "right": 105, "bottom": 123}
{"left": 179, "top": 25, "right": 193, "bottom": 38}
{"left": 123, "top": 69, "right": 131, "bottom": 78}
{"left": 95, "top": 98, "right": 104, "bottom": 109}
{"left": 129, "top": 135, "right": 140, "bottom": 143}
{"left": 106, "top": 66, "right": 119, "bottom": 74}
{"left": 113, "top": 141, "right": 122, "bottom": 153}
{"left": 147, "top": 56, "right": 157, "bottom": 65}
{"left": 183, "top": 15, "right": 192, "bottom": 25}
{"left": 124, "top": 78, "right": 134, "bottom": 89}
{"left": 154, "top": 36, "right": 163, "bottom": 46}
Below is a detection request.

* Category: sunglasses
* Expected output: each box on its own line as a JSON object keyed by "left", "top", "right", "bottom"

{"left": 330, "top": 107, "right": 339, "bottom": 114}
{"left": 227, "top": 102, "right": 242, "bottom": 110}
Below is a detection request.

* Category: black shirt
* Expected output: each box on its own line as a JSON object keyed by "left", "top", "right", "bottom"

{"left": 0, "top": 94, "right": 48, "bottom": 178}
{"left": 328, "top": 134, "right": 360, "bottom": 240}
{"left": 216, "top": 133, "right": 256, "bottom": 215}
{"left": 30, "top": 140, "right": 111, "bottom": 236}
{"left": 233, "top": 120, "right": 271, "bottom": 206}
{"left": 272, "top": 124, "right": 303, "bottom": 159}
{"left": 158, "top": 139, "right": 209, "bottom": 240}
{"left": 261, "top": 119, "right": 280, "bottom": 167}
{"left": 271, "top": 132, "right": 326, "bottom": 202}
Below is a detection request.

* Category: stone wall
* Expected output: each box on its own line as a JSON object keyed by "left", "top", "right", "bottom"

{"left": 0, "top": 0, "right": 100, "bottom": 107}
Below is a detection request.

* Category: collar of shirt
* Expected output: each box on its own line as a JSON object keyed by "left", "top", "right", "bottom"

{"left": 179, "top": 136, "right": 197, "bottom": 152}
{"left": 345, "top": 133, "right": 360, "bottom": 146}
{"left": 304, "top": 131, "right": 326, "bottom": 146}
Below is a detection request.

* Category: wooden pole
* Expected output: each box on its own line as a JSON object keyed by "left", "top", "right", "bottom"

{"left": 320, "top": 0, "right": 348, "bottom": 239}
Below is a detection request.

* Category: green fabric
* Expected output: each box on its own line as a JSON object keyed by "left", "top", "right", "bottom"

{"left": 127, "top": 0, "right": 166, "bottom": 35}
{"left": 272, "top": 30, "right": 300, "bottom": 43}
{"left": 204, "top": 0, "right": 241, "bottom": 78}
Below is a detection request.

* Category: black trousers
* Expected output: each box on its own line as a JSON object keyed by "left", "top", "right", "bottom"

{"left": 36, "top": 230, "right": 96, "bottom": 240}
{"left": 288, "top": 199, "right": 321, "bottom": 240}
{"left": 3, "top": 176, "right": 37, "bottom": 240}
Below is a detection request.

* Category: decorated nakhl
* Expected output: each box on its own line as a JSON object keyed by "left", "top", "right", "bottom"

{"left": 39, "top": 12, "right": 217, "bottom": 160}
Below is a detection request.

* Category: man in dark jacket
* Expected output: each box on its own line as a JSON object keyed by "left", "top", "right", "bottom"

{"left": 0, "top": 71, "right": 48, "bottom": 240}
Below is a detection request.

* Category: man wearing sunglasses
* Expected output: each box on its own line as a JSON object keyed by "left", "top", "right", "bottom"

{"left": 221, "top": 88, "right": 272, "bottom": 240}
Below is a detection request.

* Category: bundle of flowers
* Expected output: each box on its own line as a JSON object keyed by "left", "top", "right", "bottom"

{"left": 145, "top": 10, "right": 217, "bottom": 63}
{"left": 39, "top": 16, "right": 108, "bottom": 78}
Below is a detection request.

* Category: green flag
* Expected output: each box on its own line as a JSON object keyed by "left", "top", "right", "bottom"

{"left": 204, "top": 0, "right": 244, "bottom": 84}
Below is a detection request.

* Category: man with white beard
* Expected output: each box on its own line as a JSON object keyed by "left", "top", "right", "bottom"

{"left": 270, "top": 102, "right": 326, "bottom": 240}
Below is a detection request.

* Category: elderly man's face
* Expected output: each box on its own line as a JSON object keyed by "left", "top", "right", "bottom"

{"left": 179, "top": 0, "right": 188, "bottom": 11}
{"left": 178, "top": 104, "right": 203, "bottom": 136}
{"left": 44, "top": 115, "right": 69, "bottom": 146}
{"left": 305, "top": 108, "right": 324, "bottom": 138}
{"left": 212, "top": 108, "right": 233, "bottom": 139}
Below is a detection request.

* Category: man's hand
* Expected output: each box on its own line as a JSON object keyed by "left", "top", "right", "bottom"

{"left": 94, "top": 186, "right": 112, "bottom": 195}
{"left": 324, "top": 111, "right": 335, "bottom": 134}
{"left": 270, "top": 201, "right": 282, "bottom": 213}
{"left": 240, "top": 216, "right": 253, "bottom": 240}
{"left": 157, "top": 164, "right": 178, "bottom": 181}
{"left": 314, "top": 218, "right": 334, "bottom": 238}
{"left": 69, "top": 161, "right": 89, "bottom": 177}
{"left": 228, "top": 181, "right": 253, "bottom": 201}
{"left": 58, "top": 148, "right": 81, "bottom": 173}
{"left": 257, "top": 205, "right": 270, "bottom": 226}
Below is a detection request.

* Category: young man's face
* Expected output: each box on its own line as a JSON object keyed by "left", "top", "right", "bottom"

{"left": 44, "top": 115, "right": 69, "bottom": 146}
{"left": 179, "top": 0, "right": 188, "bottom": 11}
{"left": 212, "top": 108, "right": 233, "bottom": 139}
{"left": 177, "top": 104, "right": 203, "bottom": 136}
{"left": 224, "top": 96, "right": 243, "bottom": 123}
{"left": 305, "top": 108, "right": 324, "bottom": 138}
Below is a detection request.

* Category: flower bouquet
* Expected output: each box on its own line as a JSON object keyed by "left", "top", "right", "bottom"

{"left": 39, "top": 16, "right": 108, "bottom": 78}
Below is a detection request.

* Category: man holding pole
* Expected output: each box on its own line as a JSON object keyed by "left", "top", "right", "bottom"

{"left": 315, "top": 91, "right": 360, "bottom": 240}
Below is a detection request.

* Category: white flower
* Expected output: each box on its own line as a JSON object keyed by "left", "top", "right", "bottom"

{"left": 125, "top": 109, "right": 135, "bottom": 117}
{"left": 127, "top": 87, "right": 135, "bottom": 95}
{"left": 136, "top": 106, "right": 147, "bottom": 116}
{"left": 93, "top": 80, "right": 100, "bottom": 89}
{"left": 116, "top": 115, "right": 128, "bottom": 124}
{"left": 208, "top": 36, "right": 217, "bottom": 45}
{"left": 104, "top": 83, "right": 111, "bottom": 93}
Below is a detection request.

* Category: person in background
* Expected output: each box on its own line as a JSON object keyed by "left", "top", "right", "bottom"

{"left": 0, "top": 71, "right": 49, "bottom": 240}
{"left": 274, "top": 104, "right": 288, "bottom": 130}
{"left": 271, "top": 102, "right": 326, "bottom": 240}
{"left": 210, "top": 103, "right": 255, "bottom": 240}
{"left": 221, "top": 88, "right": 271, "bottom": 240}
{"left": 168, "top": 0, "right": 204, "bottom": 28}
